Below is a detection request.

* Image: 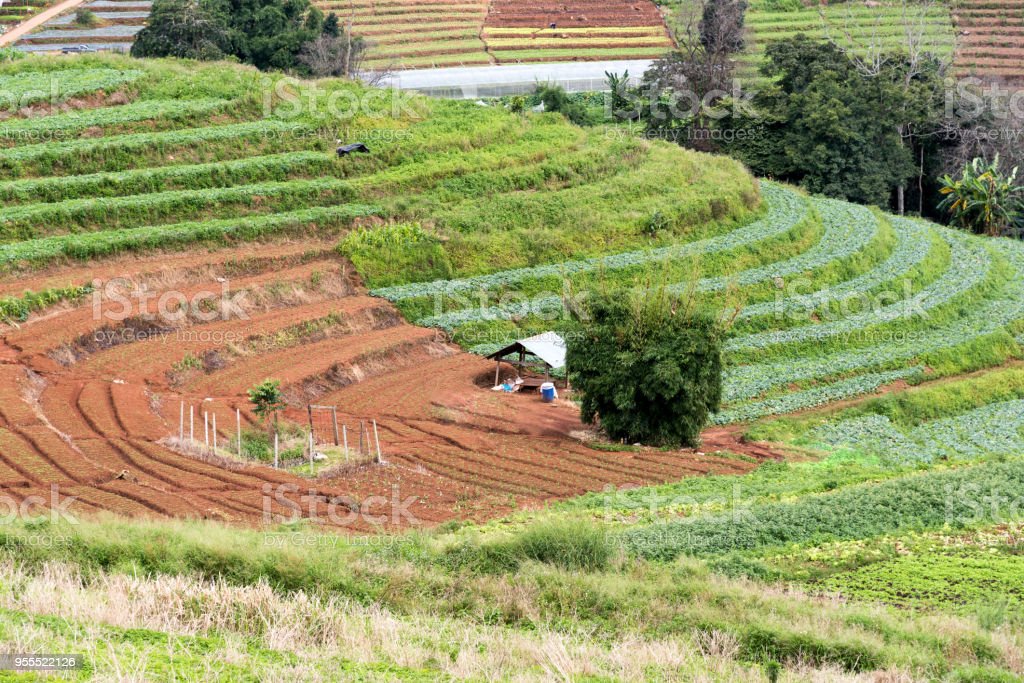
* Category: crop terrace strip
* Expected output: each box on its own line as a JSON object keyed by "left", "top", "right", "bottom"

{"left": 0, "top": 68, "right": 144, "bottom": 109}
{"left": 61, "top": 485, "right": 160, "bottom": 517}
{"left": 488, "top": 47, "right": 672, "bottom": 63}
{"left": 182, "top": 324, "right": 441, "bottom": 395}
{"left": 0, "top": 178, "right": 360, "bottom": 241}
{"left": 376, "top": 182, "right": 805, "bottom": 303}
{"left": 5, "top": 258, "right": 347, "bottom": 358}
{"left": 79, "top": 297, "right": 397, "bottom": 381}
{"left": 720, "top": 240, "right": 1024, "bottom": 409}
{"left": 0, "top": 98, "right": 233, "bottom": 145}
{"left": 0, "top": 119, "right": 312, "bottom": 170}
{"left": 311, "top": 0, "right": 489, "bottom": 67}
{"left": 0, "top": 151, "right": 334, "bottom": 205}
{"left": 813, "top": 398, "right": 1024, "bottom": 465}
{"left": 415, "top": 187, "right": 839, "bottom": 331}
{"left": 74, "top": 438, "right": 192, "bottom": 491}
{"left": 394, "top": 418, "right": 631, "bottom": 491}
{"left": 0, "top": 237, "right": 334, "bottom": 302}
{"left": 736, "top": 215, "right": 935, "bottom": 322}
{"left": 724, "top": 227, "right": 991, "bottom": 352}
{"left": 0, "top": 428, "right": 74, "bottom": 484}
{"left": 712, "top": 366, "right": 928, "bottom": 425}
{"left": 0, "top": 203, "right": 381, "bottom": 267}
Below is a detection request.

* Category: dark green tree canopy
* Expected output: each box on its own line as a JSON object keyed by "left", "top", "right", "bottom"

{"left": 566, "top": 286, "right": 723, "bottom": 448}
{"left": 132, "top": 0, "right": 325, "bottom": 72}
{"left": 714, "top": 35, "right": 947, "bottom": 208}
{"left": 130, "top": 0, "right": 230, "bottom": 61}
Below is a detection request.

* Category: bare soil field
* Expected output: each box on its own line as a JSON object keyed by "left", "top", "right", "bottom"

{"left": 952, "top": 0, "right": 1024, "bottom": 80}
{"left": 0, "top": 243, "right": 775, "bottom": 531}
{"left": 482, "top": 0, "right": 673, "bottom": 64}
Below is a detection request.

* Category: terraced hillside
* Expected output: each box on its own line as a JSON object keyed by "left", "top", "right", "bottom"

{"left": 953, "top": 0, "right": 1024, "bottom": 80}
{"left": 0, "top": 0, "right": 53, "bottom": 31}
{"left": 483, "top": 0, "right": 674, "bottom": 64}
{"left": 376, "top": 182, "right": 1024, "bottom": 427}
{"left": 14, "top": 0, "right": 148, "bottom": 53}
{"left": 316, "top": 0, "right": 491, "bottom": 71}
{"left": 12, "top": 0, "right": 673, "bottom": 68}
{"left": 2, "top": 53, "right": 1024, "bottom": 531}
{"left": 0, "top": 54, "right": 766, "bottom": 526}
{"left": 738, "top": 0, "right": 956, "bottom": 86}
{"left": 0, "top": 53, "right": 1022, "bottom": 683}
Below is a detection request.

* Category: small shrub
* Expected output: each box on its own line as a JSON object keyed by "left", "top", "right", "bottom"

{"left": 74, "top": 8, "right": 99, "bottom": 26}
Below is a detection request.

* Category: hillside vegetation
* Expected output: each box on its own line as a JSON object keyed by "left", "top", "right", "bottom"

{"left": 0, "top": 54, "right": 1022, "bottom": 681}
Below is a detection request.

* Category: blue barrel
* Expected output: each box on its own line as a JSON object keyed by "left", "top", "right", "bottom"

{"left": 541, "top": 382, "right": 556, "bottom": 403}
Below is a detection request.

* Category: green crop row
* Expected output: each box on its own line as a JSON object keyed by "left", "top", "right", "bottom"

{"left": 0, "top": 177, "right": 357, "bottom": 241}
{"left": 0, "top": 204, "right": 380, "bottom": 267}
{"left": 0, "top": 119, "right": 314, "bottom": 177}
{"left": 0, "top": 282, "right": 93, "bottom": 323}
{"left": 0, "top": 68, "right": 143, "bottom": 109}
{"left": 0, "top": 97, "right": 231, "bottom": 142}
{"left": 0, "top": 151, "right": 333, "bottom": 204}
{"left": 622, "top": 460, "right": 1024, "bottom": 560}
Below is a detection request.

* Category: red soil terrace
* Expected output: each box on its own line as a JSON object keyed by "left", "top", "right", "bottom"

{"left": 0, "top": 242, "right": 781, "bottom": 533}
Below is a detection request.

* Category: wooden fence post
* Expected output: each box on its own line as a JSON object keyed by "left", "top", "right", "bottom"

{"left": 372, "top": 419, "right": 382, "bottom": 464}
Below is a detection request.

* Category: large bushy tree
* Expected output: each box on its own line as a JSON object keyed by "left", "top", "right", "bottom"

{"left": 130, "top": 0, "right": 230, "bottom": 61}
{"left": 132, "top": 0, "right": 327, "bottom": 72}
{"left": 715, "top": 35, "right": 947, "bottom": 208}
{"left": 566, "top": 286, "right": 723, "bottom": 448}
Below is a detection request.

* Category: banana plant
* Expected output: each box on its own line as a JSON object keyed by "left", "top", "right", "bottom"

{"left": 938, "top": 155, "right": 1023, "bottom": 237}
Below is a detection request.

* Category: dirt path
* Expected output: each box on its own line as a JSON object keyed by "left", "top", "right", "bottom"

{"left": 0, "top": 0, "right": 91, "bottom": 47}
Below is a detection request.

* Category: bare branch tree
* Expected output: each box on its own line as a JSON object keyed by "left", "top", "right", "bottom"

{"left": 821, "top": 0, "right": 953, "bottom": 214}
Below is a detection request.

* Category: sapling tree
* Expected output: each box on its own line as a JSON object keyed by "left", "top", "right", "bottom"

{"left": 248, "top": 379, "right": 287, "bottom": 438}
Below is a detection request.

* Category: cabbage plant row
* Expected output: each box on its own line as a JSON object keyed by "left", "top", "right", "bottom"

{"left": 712, "top": 366, "right": 926, "bottom": 424}
{"left": 736, "top": 214, "right": 932, "bottom": 320}
{"left": 811, "top": 399, "right": 1024, "bottom": 463}
{"left": 679, "top": 197, "right": 878, "bottom": 294}
{"left": 418, "top": 191, "right": 879, "bottom": 331}
{"left": 724, "top": 227, "right": 991, "bottom": 352}
{"left": 722, "top": 241, "right": 1024, "bottom": 403}
{"left": 374, "top": 182, "right": 808, "bottom": 302}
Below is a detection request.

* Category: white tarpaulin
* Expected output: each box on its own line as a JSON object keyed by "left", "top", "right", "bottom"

{"left": 516, "top": 332, "right": 566, "bottom": 370}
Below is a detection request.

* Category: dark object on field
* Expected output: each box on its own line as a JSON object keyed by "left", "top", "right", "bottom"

{"left": 337, "top": 143, "right": 370, "bottom": 157}
{"left": 62, "top": 45, "right": 96, "bottom": 54}
{"left": 549, "top": 22, "right": 557, "bottom": 29}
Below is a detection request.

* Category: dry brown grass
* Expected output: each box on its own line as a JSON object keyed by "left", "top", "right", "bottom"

{"left": 0, "top": 560, "right": 902, "bottom": 682}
